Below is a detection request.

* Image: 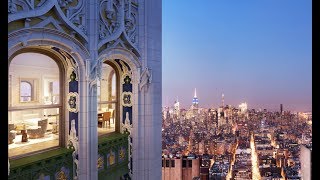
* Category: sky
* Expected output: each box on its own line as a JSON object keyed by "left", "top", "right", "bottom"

{"left": 162, "top": 0, "right": 312, "bottom": 112}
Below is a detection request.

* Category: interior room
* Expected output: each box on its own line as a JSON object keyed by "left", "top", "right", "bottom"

{"left": 97, "top": 63, "right": 117, "bottom": 136}
{"left": 8, "top": 52, "right": 60, "bottom": 158}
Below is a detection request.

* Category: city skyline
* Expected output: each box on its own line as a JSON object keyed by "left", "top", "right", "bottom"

{"left": 162, "top": 0, "right": 312, "bottom": 112}
{"left": 163, "top": 89, "right": 308, "bottom": 113}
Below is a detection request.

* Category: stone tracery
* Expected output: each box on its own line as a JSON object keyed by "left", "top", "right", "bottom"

{"left": 8, "top": 0, "right": 88, "bottom": 42}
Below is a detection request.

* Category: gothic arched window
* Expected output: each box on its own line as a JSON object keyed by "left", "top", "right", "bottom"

{"left": 9, "top": 52, "right": 62, "bottom": 159}
{"left": 97, "top": 62, "right": 118, "bottom": 136}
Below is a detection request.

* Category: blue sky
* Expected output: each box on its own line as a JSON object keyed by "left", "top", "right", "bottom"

{"left": 162, "top": 0, "right": 312, "bottom": 112}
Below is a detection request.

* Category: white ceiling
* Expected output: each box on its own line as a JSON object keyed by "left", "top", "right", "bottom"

{"left": 10, "top": 52, "right": 59, "bottom": 69}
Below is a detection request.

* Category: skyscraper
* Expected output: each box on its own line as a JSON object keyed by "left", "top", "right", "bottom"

{"left": 280, "top": 104, "right": 283, "bottom": 115}
{"left": 221, "top": 93, "right": 225, "bottom": 107}
{"left": 192, "top": 88, "right": 199, "bottom": 108}
{"left": 174, "top": 97, "right": 180, "bottom": 119}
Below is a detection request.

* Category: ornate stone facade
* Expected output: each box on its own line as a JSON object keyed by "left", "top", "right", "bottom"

{"left": 8, "top": 0, "right": 161, "bottom": 179}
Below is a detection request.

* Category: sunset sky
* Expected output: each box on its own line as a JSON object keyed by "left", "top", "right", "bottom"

{"left": 162, "top": 0, "right": 312, "bottom": 112}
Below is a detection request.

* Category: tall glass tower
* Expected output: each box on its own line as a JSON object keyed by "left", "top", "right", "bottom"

{"left": 192, "top": 88, "right": 199, "bottom": 108}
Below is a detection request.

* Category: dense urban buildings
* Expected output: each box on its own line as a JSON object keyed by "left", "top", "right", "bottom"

{"left": 162, "top": 91, "right": 312, "bottom": 180}
{"left": 8, "top": 0, "right": 162, "bottom": 179}
{"left": 7, "top": 1, "right": 311, "bottom": 180}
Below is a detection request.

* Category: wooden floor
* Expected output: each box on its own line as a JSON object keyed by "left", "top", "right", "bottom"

{"left": 9, "top": 133, "right": 59, "bottom": 158}
{"left": 98, "top": 122, "right": 115, "bottom": 136}
{"left": 9, "top": 123, "right": 116, "bottom": 158}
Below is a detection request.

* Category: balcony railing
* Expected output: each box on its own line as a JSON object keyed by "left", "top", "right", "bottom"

{"left": 98, "top": 132, "right": 130, "bottom": 179}
{"left": 9, "top": 148, "right": 73, "bottom": 180}
{"left": 8, "top": 133, "right": 130, "bottom": 180}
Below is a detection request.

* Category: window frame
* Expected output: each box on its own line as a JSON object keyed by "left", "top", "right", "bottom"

{"left": 182, "top": 159, "right": 187, "bottom": 168}
{"left": 165, "top": 160, "right": 170, "bottom": 167}
{"left": 8, "top": 50, "right": 66, "bottom": 160}
{"left": 20, "top": 80, "right": 33, "bottom": 102}
{"left": 97, "top": 61, "right": 121, "bottom": 136}
{"left": 188, "top": 160, "right": 193, "bottom": 167}
{"left": 171, "top": 159, "right": 175, "bottom": 167}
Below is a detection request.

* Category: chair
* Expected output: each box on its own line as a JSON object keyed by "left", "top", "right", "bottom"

{"left": 102, "top": 111, "right": 111, "bottom": 128}
{"left": 109, "top": 109, "right": 115, "bottom": 124}
{"left": 27, "top": 118, "right": 48, "bottom": 139}
{"left": 27, "top": 126, "right": 42, "bottom": 139}
{"left": 38, "top": 118, "right": 48, "bottom": 137}
{"left": 98, "top": 113, "right": 103, "bottom": 128}
{"left": 15, "top": 123, "right": 26, "bottom": 135}
{"left": 8, "top": 124, "right": 16, "bottom": 144}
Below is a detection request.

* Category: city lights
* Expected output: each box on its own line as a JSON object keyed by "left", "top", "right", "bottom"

{"left": 162, "top": 95, "right": 311, "bottom": 179}
{"left": 251, "top": 134, "right": 261, "bottom": 180}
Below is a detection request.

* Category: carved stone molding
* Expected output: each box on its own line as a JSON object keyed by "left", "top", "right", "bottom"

{"left": 128, "top": 135, "right": 133, "bottom": 177}
{"left": 139, "top": 67, "right": 152, "bottom": 91}
{"left": 8, "top": 28, "right": 90, "bottom": 59}
{"left": 8, "top": 0, "right": 88, "bottom": 42}
{"left": 122, "top": 73, "right": 131, "bottom": 85}
{"left": 67, "top": 119, "right": 79, "bottom": 180}
{"left": 97, "top": 155, "right": 104, "bottom": 170}
{"left": 122, "top": 92, "right": 133, "bottom": 107}
{"left": 121, "top": 112, "right": 132, "bottom": 133}
{"left": 8, "top": 0, "right": 47, "bottom": 14}
{"left": 67, "top": 92, "right": 79, "bottom": 113}
{"left": 58, "top": 0, "right": 87, "bottom": 35}
{"left": 98, "top": 0, "right": 140, "bottom": 57}
{"left": 99, "top": 0, "right": 123, "bottom": 41}
{"left": 124, "top": 0, "right": 137, "bottom": 46}
{"left": 86, "top": 59, "right": 102, "bottom": 86}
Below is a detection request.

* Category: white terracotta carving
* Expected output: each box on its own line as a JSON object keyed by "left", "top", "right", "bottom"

{"left": 68, "top": 119, "right": 79, "bottom": 180}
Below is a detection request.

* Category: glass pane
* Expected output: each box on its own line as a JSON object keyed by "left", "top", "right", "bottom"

{"left": 111, "top": 74, "right": 116, "bottom": 100}
{"left": 43, "top": 79, "right": 60, "bottom": 105}
{"left": 97, "top": 62, "right": 117, "bottom": 136}
{"left": 20, "top": 81, "right": 32, "bottom": 102}
{"left": 8, "top": 108, "right": 60, "bottom": 158}
{"left": 99, "top": 63, "right": 116, "bottom": 103}
{"left": 9, "top": 52, "right": 59, "bottom": 106}
{"left": 98, "top": 103, "right": 116, "bottom": 136}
